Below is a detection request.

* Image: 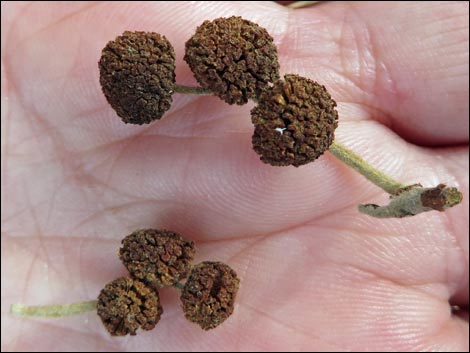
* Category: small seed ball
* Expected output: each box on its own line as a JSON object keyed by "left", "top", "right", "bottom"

{"left": 99, "top": 31, "right": 176, "bottom": 124}
{"left": 251, "top": 74, "right": 338, "bottom": 167}
{"left": 119, "top": 229, "right": 195, "bottom": 288}
{"left": 184, "top": 16, "right": 280, "bottom": 105}
{"left": 181, "top": 261, "right": 239, "bottom": 330}
{"left": 97, "top": 277, "right": 162, "bottom": 336}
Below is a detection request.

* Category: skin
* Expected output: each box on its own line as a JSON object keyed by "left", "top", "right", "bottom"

{"left": 1, "top": 1, "right": 468, "bottom": 351}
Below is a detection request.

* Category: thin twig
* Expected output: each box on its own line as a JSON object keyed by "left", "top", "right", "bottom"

{"left": 11, "top": 300, "right": 98, "bottom": 317}
{"left": 328, "top": 143, "right": 463, "bottom": 218}
{"left": 329, "top": 142, "right": 406, "bottom": 195}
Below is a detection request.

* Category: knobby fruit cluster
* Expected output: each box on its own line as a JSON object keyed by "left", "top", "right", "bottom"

{"left": 99, "top": 16, "right": 338, "bottom": 167}
{"left": 99, "top": 31, "right": 176, "bottom": 124}
{"left": 8, "top": 11, "right": 464, "bottom": 344}
{"left": 98, "top": 17, "right": 462, "bottom": 217}
{"left": 119, "top": 229, "right": 195, "bottom": 288}
{"left": 97, "top": 229, "right": 239, "bottom": 336}
{"left": 185, "top": 16, "right": 280, "bottom": 105}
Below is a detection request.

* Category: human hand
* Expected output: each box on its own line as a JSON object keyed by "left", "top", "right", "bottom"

{"left": 2, "top": 1, "right": 468, "bottom": 350}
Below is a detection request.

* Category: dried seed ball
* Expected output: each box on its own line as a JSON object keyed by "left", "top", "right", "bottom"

{"left": 184, "top": 16, "right": 280, "bottom": 105}
{"left": 251, "top": 74, "right": 338, "bottom": 167}
{"left": 181, "top": 261, "right": 239, "bottom": 330}
{"left": 97, "top": 277, "right": 162, "bottom": 336}
{"left": 99, "top": 31, "right": 176, "bottom": 124}
{"left": 119, "top": 229, "right": 195, "bottom": 287}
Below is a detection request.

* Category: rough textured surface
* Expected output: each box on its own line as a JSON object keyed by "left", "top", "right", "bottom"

{"left": 119, "top": 229, "right": 195, "bottom": 287}
{"left": 97, "top": 277, "right": 162, "bottom": 336}
{"left": 251, "top": 74, "right": 338, "bottom": 167}
{"left": 421, "top": 184, "right": 463, "bottom": 211}
{"left": 99, "top": 31, "right": 175, "bottom": 124}
{"left": 181, "top": 261, "right": 239, "bottom": 330}
{"left": 184, "top": 16, "right": 280, "bottom": 105}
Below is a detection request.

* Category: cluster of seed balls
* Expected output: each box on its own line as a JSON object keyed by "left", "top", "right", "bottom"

{"left": 99, "top": 16, "right": 339, "bottom": 167}
{"left": 97, "top": 229, "right": 239, "bottom": 336}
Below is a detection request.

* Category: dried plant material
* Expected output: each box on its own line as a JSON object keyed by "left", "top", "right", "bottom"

{"left": 251, "top": 74, "right": 338, "bottom": 166}
{"left": 10, "top": 301, "right": 97, "bottom": 317}
{"left": 181, "top": 261, "right": 239, "bottom": 330}
{"left": 359, "top": 184, "right": 463, "bottom": 218}
{"left": 99, "top": 31, "right": 176, "bottom": 124}
{"left": 185, "top": 16, "right": 280, "bottom": 105}
{"left": 119, "top": 229, "right": 195, "bottom": 287}
{"left": 97, "top": 277, "right": 162, "bottom": 336}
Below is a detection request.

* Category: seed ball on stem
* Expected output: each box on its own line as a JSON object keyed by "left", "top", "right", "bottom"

{"left": 184, "top": 16, "right": 280, "bottom": 105}
{"left": 119, "top": 229, "right": 195, "bottom": 288}
{"left": 181, "top": 261, "right": 239, "bottom": 330}
{"left": 99, "top": 31, "right": 176, "bottom": 124}
{"left": 97, "top": 277, "right": 163, "bottom": 336}
{"left": 251, "top": 74, "right": 339, "bottom": 167}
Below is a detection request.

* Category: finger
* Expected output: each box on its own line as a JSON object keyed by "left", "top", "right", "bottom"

{"left": 283, "top": 1, "right": 469, "bottom": 145}
{"left": 6, "top": 1, "right": 468, "bottom": 147}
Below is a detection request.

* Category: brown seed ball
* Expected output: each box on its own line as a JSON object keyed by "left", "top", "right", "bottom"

{"left": 119, "top": 229, "right": 195, "bottom": 288}
{"left": 99, "top": 31, "right": 176, "bottom": 124}
{"left": 181, "top": 261, "right": 239, "bottom": 330}
{"left": 184, "top": 16, "right": 280, "bottom": 105}
{"left": 97, "top": 277, "right": 162, "bottom": 336}
{"left": 251, "top": 74, "right": 339, "bottom": 167}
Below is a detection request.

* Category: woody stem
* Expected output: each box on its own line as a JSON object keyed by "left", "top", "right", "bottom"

{"left": 328, "top": 142, "right": 463, "bottom": 218}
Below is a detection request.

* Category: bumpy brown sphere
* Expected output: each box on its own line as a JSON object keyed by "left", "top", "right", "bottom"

{"left": 251, "top": 74, "right": 338, "bottom": 167}
{"left": 181, "top": 261, "right": 239, "bottom": 330}
{"left": 184, "top": 16, "right": 280, "bottom": 105}
{"left": 99, "top": 31, "right": 176, "bottom": 124}
{"left": 119, "top": 229, "right": 195, "bottom": 288}
{"left": 97, "top": 277, "right": 162, "bottom": 336}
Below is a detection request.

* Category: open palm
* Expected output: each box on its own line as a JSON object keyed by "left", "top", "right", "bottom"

{"left": 2, "top": 1, "right": 468, "bottom": 351}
